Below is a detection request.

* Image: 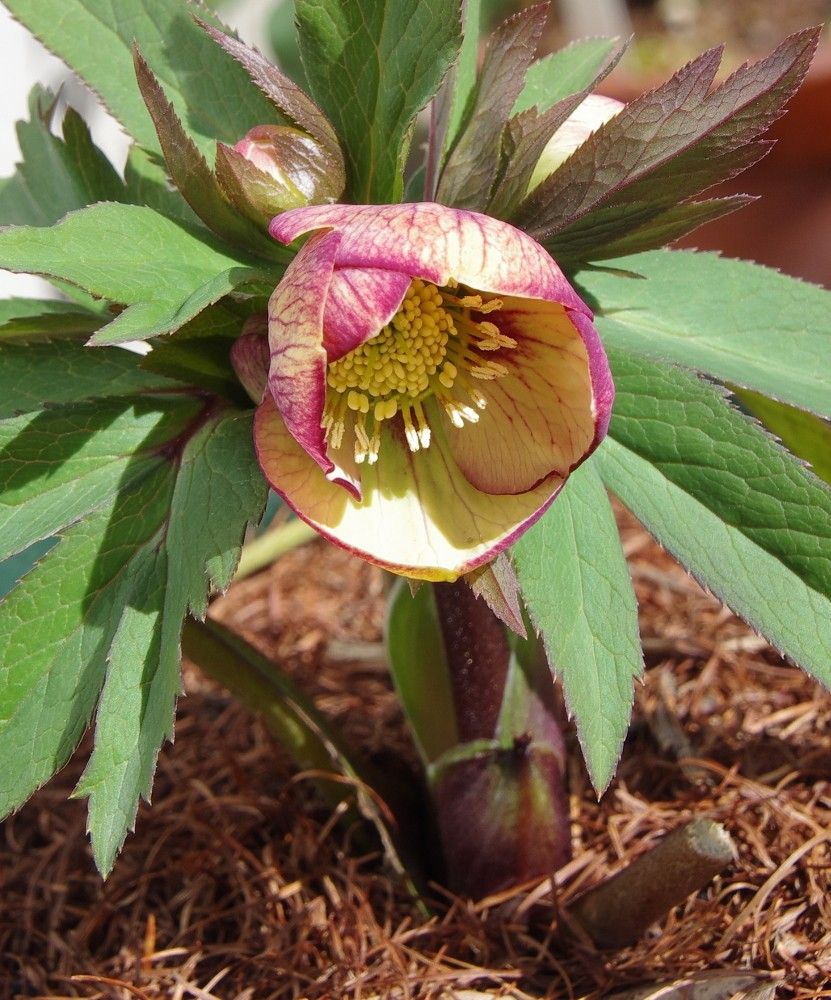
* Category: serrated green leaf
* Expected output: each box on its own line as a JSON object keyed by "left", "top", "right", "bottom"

{"left": 735, "top": 389, "right": 831, "bottom": 486}
{"left": 0, "top": 340, "right": 180, "bottom": 418}
{"left": 0, "top": 399, "right": 266, "bottom": 872}
{"left": 0, "top": 204, "right": 268, "bottom": 345}
{"left": 0, "top": 394, "right": 199, "bottom": 562}
{"left": 437, "top": 3, "right": 547, "bottom": 211}
{"left": 512, "top": 459, "right": 642, "bottom": 793}
{"left": 296, "top": 0, "right": 461, "bottom": 202}
{"left": 165, "top": 412, "right": 268, "bottom": 617}
{"left": 77, "top": 411, "right": 266, "bottom": 871}
{"left": 581, "top": 250, "right": 831, "bottom": 420}
{"left": 513, "top": 36, "right": 620, "bottom": 115}
{"left": 385, "top": 581, "right": 458, "bottom": 764}
{"left": 597, "top": 349, "right": 831, "bottom": 687}
{"left": 0, "top": 88, "right": 126, "bottom": 228}
{"left": 2, "top": 0, "right": 279, "bottom": 159}
{"left": 0, "top": 466, "right": 173, "bottom": 826}
{"left": 0, "top": 299, "right": 104, "bottom": 342}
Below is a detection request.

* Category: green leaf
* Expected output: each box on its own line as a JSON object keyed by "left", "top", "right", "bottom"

{"left": 0, "top": 467, "right": 174, "bottom": 836}
{"left": 436, "top": 4, "right": 548, "bottom": 210}
{"left": 0, "top": 88, "right": 127, "bottom": 228}
{"left": 735, "top": 389, "right": 831, "bottom": 486}
{"left": 0, "top": 340, "right": 180, "bottom": 418}
{"left": 0, "top": 394, "right": 199, "bottom": 562}
{"left": 2, "top": 0, "right": 279, "bottom": 159}
{"left": 513, "top": 36, "right": 620, "bottom": 115}
{"left": 0, "top": 299, "right": 104, "bottom": 342}
{"left": 597, "top": 349, "right": 831, "bottom": 687}
{"left": 77, "top": 411, "right": 266, "bottom": 871}
{"left": 512, "top": 459, "right": 642, "bottom": 793}
{"left": 385, "top": 581, "right": 458, "bottom": 764}
{"left": 0, "top": 402, "right": 267, "bottom": 873}
{"left": 581, "top": 250, "right": 831, "bottom": 420}
{"left": 518, "top": 28, "right": 819, "bottom": 262}
{"left": 296, "top": 0, "right": 461, "bottom": 202}
{"left": 0, "top": 204, "right": 268, "bottom": 345}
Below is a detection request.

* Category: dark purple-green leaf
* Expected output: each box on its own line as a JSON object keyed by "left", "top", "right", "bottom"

{"left": 133, "top": 49, "right": 282, "bottom": 261}
{"left": 517, "top": 28, "right": 820, "bottom": 261}
{"left": 436, "top": 2, "right": 549, "bottom": 210}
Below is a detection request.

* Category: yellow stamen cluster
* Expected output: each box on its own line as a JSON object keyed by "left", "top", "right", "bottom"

{"left": 323, "top": 277, "right": 515, "bottom": 465}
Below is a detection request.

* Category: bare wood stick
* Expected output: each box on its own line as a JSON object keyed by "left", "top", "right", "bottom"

{"left": 569, "top": 818, "right": 736, "bottom": 949}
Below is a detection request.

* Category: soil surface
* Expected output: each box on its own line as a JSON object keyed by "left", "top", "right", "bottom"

{"left": 2, "top": 510, "right": 830, "bottom": 999}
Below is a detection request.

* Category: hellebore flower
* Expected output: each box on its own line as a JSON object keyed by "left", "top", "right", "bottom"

{"left": 249, "top": 203, "right": 613, "bottom": 581}
{"left": 528, "top": 95, "right": 624, "bottom": 192}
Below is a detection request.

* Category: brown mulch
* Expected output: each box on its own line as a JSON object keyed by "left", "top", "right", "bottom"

{"left": 2, "top": 510, "right": 830, "bottom": 1000}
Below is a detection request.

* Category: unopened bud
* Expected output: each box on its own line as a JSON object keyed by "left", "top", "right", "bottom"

{"left": 217, "top": 125, "right": 340, "bottom": 226}
{"left": 528, "top": 95, "right": 624, "bottom": 193}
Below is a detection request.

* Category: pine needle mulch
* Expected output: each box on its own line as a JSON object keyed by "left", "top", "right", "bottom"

{"left": 2, "top": 511, "right": 830, "bottom": 1000}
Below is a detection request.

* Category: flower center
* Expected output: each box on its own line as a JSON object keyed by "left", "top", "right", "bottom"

{"left": 323, "top": 278, "right": 515, "bottom": 465}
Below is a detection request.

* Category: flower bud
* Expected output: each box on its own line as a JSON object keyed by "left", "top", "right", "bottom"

{"left": 216, "top": 125, "right": 341, "bottom": 226}
{"left": 528, "top": 95, "right": 624, "bottom": 193}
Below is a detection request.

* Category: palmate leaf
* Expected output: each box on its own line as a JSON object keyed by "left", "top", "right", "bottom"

{"left": 2, "top": 0, "right": 279, "bottom": 159}
{"left": 0, "top": 341, "right": 267, "bottom": 873}
{"left": 0, "top": 203, "right": 270, "bottom": 346}
{"left": 517, "top": 28, "right": 820, "bottom": 264}
{"left": 512, "top": 460, "right": 642, "bottom": 793}
{"left": 436, "top": 3, "right": 548, "bottom": 210}
{"left": 295, "top": 0, "right": 461, "bottom": 203}
{"left": 579, "top": 250, "right": 831, "bottom": 420}
{"left": 597, "top": 349, "right": 831, "bottom": 687}
{"left": 0, "top": 87, "right": 127, "bottom": 229}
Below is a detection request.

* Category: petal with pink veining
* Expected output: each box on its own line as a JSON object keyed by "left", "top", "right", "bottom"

{"left": 266, "top": 229, "right": 359, "bottom": 498}
{"left": 323, "top": 267, "right": 411, "bottom": 361}
{"left": 444, "top": 299, "right": 613, "bottom": 495}
{"left": 270, "top": 203, "right": 589, "bottom": 315}
{"left": 254, "top": 395, "right": 563, "bottom": 581}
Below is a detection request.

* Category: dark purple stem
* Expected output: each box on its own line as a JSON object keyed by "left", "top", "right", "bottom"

{"left": 430, "top": 581, "right": 572, "bottom": 898}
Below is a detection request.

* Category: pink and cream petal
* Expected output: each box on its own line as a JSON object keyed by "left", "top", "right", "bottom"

{"left": 444, "top": 299, "right": 612, "bottom": 495}
{"left": 254, "top": 396, "right": 563, "bottom": 581}
{"left": 570, "top": 308, "right": 615, "bottom": 446}
{"left": 270, "top": 203, "right": 590, "bottom": 316}
{"left": 266, "top": 229, "right": 359, "bottom": 497}
{"left": 323, "top": 267, "right": 411, "bottom": 361}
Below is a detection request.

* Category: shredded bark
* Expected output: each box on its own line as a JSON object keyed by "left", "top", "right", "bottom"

{"left": 2, "top": 509, "right": 829, "bottom": 999}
